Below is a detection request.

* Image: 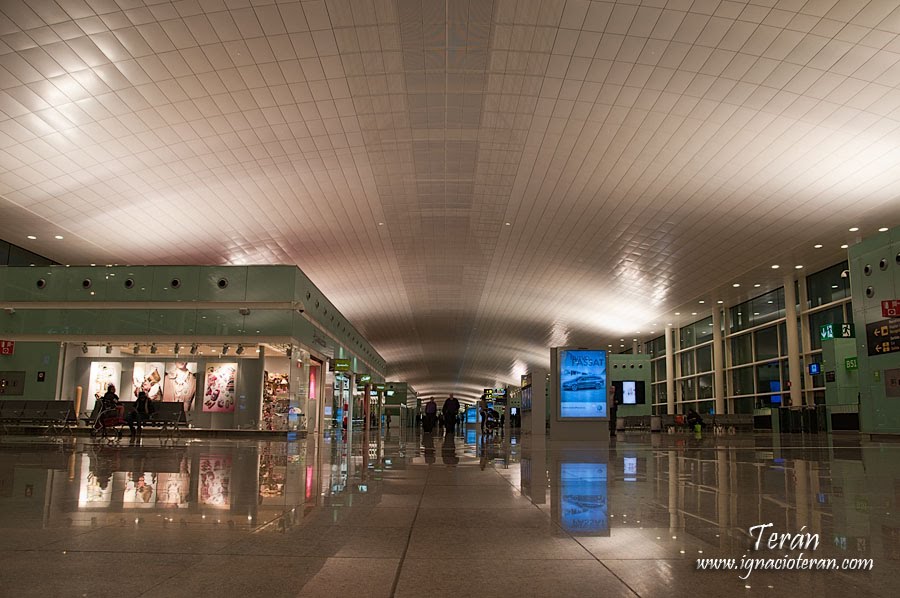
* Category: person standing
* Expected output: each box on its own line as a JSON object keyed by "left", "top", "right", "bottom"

{"left": 442, "top": 394, "right": 460, "bottom": 435}
{"left": 127, "top": 390, "right": 151, "bottom": 437}
{"left": 423, "top": 398, "right": 437, "bottom": 433}
{"left": 478, "top": 393, "right": 489, "bottom": 434}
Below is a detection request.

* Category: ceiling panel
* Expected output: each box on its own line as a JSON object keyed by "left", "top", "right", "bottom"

{"left": 1, "top": 0, "right": 899, "bottom": 400}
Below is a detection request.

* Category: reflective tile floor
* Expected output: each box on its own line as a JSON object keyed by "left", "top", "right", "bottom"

{"left": 0, "top": 427, "right": 898, "bottom": 597}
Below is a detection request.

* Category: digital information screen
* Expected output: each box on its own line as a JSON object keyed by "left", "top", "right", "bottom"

{"left": 559, "top": 349, "right": 607, "bottom": 418}
{"left": 622, "top": 381, "right": 636, "bottom": 405}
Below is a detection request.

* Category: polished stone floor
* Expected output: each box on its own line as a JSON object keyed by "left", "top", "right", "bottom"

{"left": 0, "top": 427, "right": 897, "bottom": 597}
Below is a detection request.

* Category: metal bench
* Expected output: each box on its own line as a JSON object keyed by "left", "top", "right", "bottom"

{"left": 0, "top": 399, "right": 76, "bottom": 436}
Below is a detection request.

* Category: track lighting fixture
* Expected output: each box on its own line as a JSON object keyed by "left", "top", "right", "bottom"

{"left": 105, "top": 344, "right": 112, "bottom": 354}
{"left": 81, "top": 343, "right": 88, "bottom": 354}
{"left": 174, "top": 343, "right": 180, "bottom": 354}
{"left": 222, "top": 344, "right": 230, "bottom": 355}
{"left": 133, "top": 344, "right": 140, "bottom": 355}
{"left": 190, "top": 343, "right": 198, "bottom": 355}
{"left": 236, "top": 345, "right": 244, "bottom": 355}
{"left": 150, "top": 343, "right": 158, "bottom": 354}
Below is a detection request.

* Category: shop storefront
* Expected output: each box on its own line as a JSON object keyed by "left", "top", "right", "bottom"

{"left": 0, "top": 265, "right": 386, "bottom": 432}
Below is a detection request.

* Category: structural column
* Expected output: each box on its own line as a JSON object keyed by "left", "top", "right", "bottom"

{"left": 712, "top": 306, "right": 725, "bottom": 415}
{"left": 798, "top": 277, "right": 813, "bottom": 406}
{"left": 531, "top": 369, "right": 547, "bottom": 437}
{"left": 665, "top": 325, "right": 675, "bottom": 415}
{"left": 783, "top": 275, "right": 803, "bottom": 407}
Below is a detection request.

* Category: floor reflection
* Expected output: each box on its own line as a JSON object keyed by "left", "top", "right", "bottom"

{"left": 0, "top": 427, "right": 897, "bottom": 596}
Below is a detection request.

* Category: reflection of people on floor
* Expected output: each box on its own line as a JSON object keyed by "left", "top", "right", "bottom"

{"left": 422, "top": 432, "right": 435, "bottom": 464}
{"left": 441, "top": 435, "right": 459, "bottom": 465}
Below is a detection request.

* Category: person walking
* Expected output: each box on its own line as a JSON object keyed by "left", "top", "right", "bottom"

{"left": 442, "top": 394, "right": 460, "bottom": 435}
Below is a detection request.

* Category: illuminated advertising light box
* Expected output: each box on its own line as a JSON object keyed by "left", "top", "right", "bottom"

{"left": 558, "top": 349, "right": 607, "bottom": 418}
{"left": 466, "top": 407, "right": 477, "bottom": 423}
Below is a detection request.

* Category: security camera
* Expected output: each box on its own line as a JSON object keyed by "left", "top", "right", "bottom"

{"left": 840, "top": 269, "right": 850, "bottom": 279}
{"left": 238, "top": 307, "right": 251, "bottom": 316}
{"left": 3, "top": 308, "right": 13, "bottom": 315}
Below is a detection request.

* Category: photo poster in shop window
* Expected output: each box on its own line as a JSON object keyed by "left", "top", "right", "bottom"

{"left": 131, "top": 362, "right": 164, "bottom": 401}
{"left": 163, "top": 362, "right": 198, "bottom": 413}
{"left": 87, "top": 362, "right": 122, "bottom": 412}
{"left": 202, "top": 363, "right": 237, "bottom": 413}
{"left": 122, "top": 472, "right": 158, "bottom": 508}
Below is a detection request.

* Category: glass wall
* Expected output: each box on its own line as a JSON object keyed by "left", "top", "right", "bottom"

{"left": 642, "top": 260, "right": 852, "bottom": 417}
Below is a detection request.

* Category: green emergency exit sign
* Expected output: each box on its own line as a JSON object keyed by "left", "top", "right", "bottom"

{"left": 845, "top": 357, "right": 858, "bottom": 371}
{"left": 820, "top": 323, "right": 855, "bottom": 340}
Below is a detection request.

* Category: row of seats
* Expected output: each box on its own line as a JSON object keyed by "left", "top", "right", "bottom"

{"left": 86, "top": 401, "right": 187, "bottom": 427}
{"left": 657, "top": 413, "right": 755, "bottom": 432}
{"left": 0, "top": 400, "right": 76, "bottom": 434}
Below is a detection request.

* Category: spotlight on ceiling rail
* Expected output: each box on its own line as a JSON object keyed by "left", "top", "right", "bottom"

{"left": 133, "top": 344, "right": 140, "bottom": 355}
{"left": 190, "top": 344, "right": 198, "bottom": 355}
{"left": 174, "top": 343, "right": 180, "bottom": 354}
{"left": 105, "top": 344, "right": 112, "bottom": 354}
{"left": 236, "top": 345, "right": 244, "bottom": 355}
{"left": 222, "top": 344, "right": 230, "bottom": 355}
{"left": 81, "top": 343, "right": 88, "bottom": 354}
{"left": 150, "top": 343, "right": 158, "bottom": 354}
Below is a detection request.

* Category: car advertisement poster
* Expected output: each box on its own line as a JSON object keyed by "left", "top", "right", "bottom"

{"left": 559, "top": 349, "right": 607, "bottom": 418}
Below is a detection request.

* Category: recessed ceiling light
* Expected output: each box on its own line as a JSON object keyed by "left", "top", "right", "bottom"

{"left": 840, "top": 244, "right": 848, "bottom": 249}
{"left": 698, "top": 300, "right": 705, "bottom": 304}
{"left": 717, "top": 300, "right": 723, "bottom": 304}
{"left": 754, "top": 312, "right": 760, "bottom": 316}
{"left": 795, "top": 265, "right": 803, "bottom": 269}
{"left": 754, "top": 284, "right": 761, "bottom": 287}
{"left": 878, "top": 227, "right": 888, "bottom": 232}
{"left": 732, "top": 283, "right": 740, "bottom": 287}
{"left": 771, "top": 264, "right": 779, "bottom": 269}
{"left": 504, "top": 222, "right": 511, "bottom": 226}
{"left": 54, "top": 235, "right": 63, "bottom": 240}
{"left": 814, "top": 244, "right": 822, "bottom": 248}
{"left": 849, "top": 227, "right": 859, "bottom": 232}
{"left": 667, "top": 322, "right": 672, "bottom": 325}
{"left": 26, "top": 235, "right": 36, "bottom": 240}
{"left": 831, "top": 284, "right": 838, "bottom": 289}
{"left": 691, "top": 312, "right": 697, "bottom": 315}
{"left": 377, "top": 222, "right": 384, "bottom": 226}
{"left": 675, "top": 312, "right": 680, "bottom": 315}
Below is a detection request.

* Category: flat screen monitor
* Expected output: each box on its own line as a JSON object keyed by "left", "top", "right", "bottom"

{"left": 612, "top": 380, "right": 645, "bottom": 405}
{"left": 809, "top": 363, "right": 821, "bottom": 375}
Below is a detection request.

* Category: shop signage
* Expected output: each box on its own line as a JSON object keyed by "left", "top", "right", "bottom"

{"left": 845, "top": 357, "right": 859, "bottom": 371}
{"left": 883, "top": 300, "right": 900, "bottom": 318}
{"left": 358, "top": 374, "right": 371, "bottom": 383}
{"left": 521, "top": 373, "right": 532, "bottom": 388}
{"left": 0, "top": 340, "right": 14, "bottom": 356}
{"left": 333, "top": 359, "right": 351, "bottom": 372}
{"left": 484, "top": 388, "right": 493, "bottom": 397}
{"left": 825, "top": 371, "right": 836, "bottom": 383}
{"left": 375, "top": 384, "right": 385, "bottom": 391}
{"left": 865, "top": 318, "right": 900, "bottom": 356}
{"left": 820, "top": 324, "right": 854, "bottom": 340}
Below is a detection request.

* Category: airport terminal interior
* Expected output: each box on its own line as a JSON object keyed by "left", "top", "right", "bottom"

{"left": 1, "top": 0, "right": 900, "bottom": 596}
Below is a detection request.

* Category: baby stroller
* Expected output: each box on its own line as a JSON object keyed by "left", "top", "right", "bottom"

{"left": 483, "top": 408, "right": 501, "bottom": 435}
{"left": 91, "top": 401, "right": 125, "bottom": 441}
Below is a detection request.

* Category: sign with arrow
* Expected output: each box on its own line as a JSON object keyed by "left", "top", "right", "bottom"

{"left": 865, "top": 318, "right": 900, "bottom": 357}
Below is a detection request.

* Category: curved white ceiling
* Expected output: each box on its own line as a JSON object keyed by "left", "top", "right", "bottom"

{"left": 1, "top": 0, "right": 899, "bottom": 401}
